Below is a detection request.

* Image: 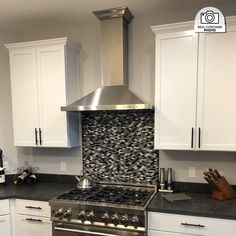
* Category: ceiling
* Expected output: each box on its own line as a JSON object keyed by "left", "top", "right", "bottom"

{"left": 1, "top": 0, "right": 236, "bottom": 31}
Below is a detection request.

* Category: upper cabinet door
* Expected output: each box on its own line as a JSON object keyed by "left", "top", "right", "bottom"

{"left": 197, "top": 25, "right": 236, "bottom": 151}
{"left": 36, "top": 45, "right": 68, "bottom": 147}
{"left": 9, "top": 48, "right": 39, "bottom": 146}
{"left": 6, "top": 38, "right": 81, "bottom": 148}
{"left": 154, "top": 31, "right": 198, "bottom": 150}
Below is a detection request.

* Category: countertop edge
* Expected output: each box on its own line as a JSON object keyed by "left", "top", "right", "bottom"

{"left": 147, "top": 208, "right": 236, "bottom": 221}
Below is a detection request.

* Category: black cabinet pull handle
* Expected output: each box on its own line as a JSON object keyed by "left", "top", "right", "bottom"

{"left": 181, "top": 222, "right": 205, "bottom": 228}
{"left": 191, "top": 127, "right": 194, "bottom": 148}
{"left": 35, "top": 128, "right": 38, "bottom": 145}
{"left": 39, "top": 128, "right": 42, "bottom": 145}
{"left": 25, "top": 205, "right": 42, "bottom": 210}
{"left": 198, "top": 127, "right": 201, "bottom": 149}
{"left": 26, "top": 218, "right": 42, "bottom": 222}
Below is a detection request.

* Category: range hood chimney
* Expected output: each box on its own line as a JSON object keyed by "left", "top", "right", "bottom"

{"left": 61, "top": 7, "right": 152, "bottom": 111}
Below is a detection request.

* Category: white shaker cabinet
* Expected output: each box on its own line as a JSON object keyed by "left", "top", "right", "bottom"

{"left": 6, "top": 38, "right": 81, "bottom": 148}
{"left": 153, "top": 27, "right": 198, "bottom": 150}
{"left": 197, "top": 25, "right": 236, "bottom": 151}
{"left": 0, "top": 215, "right": 11, "bottom": 236}
{"left": 0, "top": 199, "right": 11, "bottom": 236}
{"left": 14, "top": 199, "right": 52, "bottom": 236}
{"left": 152, "top": 17, "right": 236, "bottom": 151}
{"left": 148, "top": 212, "right": 236, "bottom": 236}
{"left": 15, "top": 215, "right": 51, "bottom": 236}
{"left": 149, "top": 230, "right": 199, "bottom": 236}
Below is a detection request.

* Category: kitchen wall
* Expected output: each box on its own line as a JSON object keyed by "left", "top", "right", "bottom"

{"left": 0, "top": 30, "right": 22, "bottom": 174}
{"left": 160, "top": 151, "right": 236, "bottom": 184}
{"left": 1, "top": 3, "right": 236, "bottom": 180}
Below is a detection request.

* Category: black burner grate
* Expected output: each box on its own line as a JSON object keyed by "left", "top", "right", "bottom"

{"left": 57, "top": 186, "right": 152, "bottom": 206}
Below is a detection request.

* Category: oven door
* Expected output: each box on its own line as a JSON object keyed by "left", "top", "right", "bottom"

{"left": 53, "top": 222, "right": 145, "bottom": 236}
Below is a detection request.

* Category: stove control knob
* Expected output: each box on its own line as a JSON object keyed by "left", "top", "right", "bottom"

{"left": 120, "top": 215, "right": 129, "bottom": 227}
{"left": 87, "top": 211, "right": 95, "bottom": 222}
{"left": 78, "top": 210, "right": 86, "bottom": 222}
{"left": 64, "top": 208, "right": 72, "bottom": 218}
{"left": 130, "top": 216, "right": 139, "bottom": 228}
{"left": 110, "top": 214, "right": 119, "bottom": 226}
{"left": 54, "top": 208, "right": 63, "bottom": 217}
{"left": 101, "top": 212, "right": 109, "bottom": 225}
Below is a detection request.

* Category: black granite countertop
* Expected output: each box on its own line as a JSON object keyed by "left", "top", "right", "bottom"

{"left": 0, "top": 181, "right": 74, "bottom": 201}
{"left": 1, "top": 176, "right": 236, "bottom": 221}
{"left": 148, "top": 192, "right": 236, "bottom": 220}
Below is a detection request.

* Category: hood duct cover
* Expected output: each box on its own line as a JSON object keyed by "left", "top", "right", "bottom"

{"left": 61, "top": 7, "right": 152, "bottom": 111}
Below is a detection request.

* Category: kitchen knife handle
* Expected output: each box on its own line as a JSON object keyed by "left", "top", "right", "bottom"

{"left": 181, "top": 222, "right": 205, "bottom": 228}
{"left": 198, "top": 127, "right": 201, "bottom": 149}
{"left": 39, "top": 128, "right": 42, "bottom": 145}
{"left": 191, "top": 127, "right": 194, "bottom": 148}
{"left": 214, "top": 169, "right": 221, "bottom": 179}
{"left": 35, "top": 128, "right": 38, "bottom": 145}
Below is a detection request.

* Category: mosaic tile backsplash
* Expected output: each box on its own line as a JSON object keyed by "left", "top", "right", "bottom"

{"left": 81, "top": 110, "right": 159, "bottom": 184}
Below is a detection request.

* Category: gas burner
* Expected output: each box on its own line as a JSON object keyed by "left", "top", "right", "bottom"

{"left": 56, "top": 185, "right": 153, "bottom": 207}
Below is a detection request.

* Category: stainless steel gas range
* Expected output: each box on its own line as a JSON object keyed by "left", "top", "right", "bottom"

{"left": 49, "top": 183, "right": 156, "bottom": 236}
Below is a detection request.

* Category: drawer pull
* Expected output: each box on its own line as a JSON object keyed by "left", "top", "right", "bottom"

{"left": 25, "top": 206, "right": 42, "bottom": 210}
{"left": 26, "top": 218, "right": 42, "bottom": 222}
{"left": 181, "top": 222, "right": 205, "bottom": 228}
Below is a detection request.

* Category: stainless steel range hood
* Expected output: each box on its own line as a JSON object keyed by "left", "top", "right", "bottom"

{"left": 61, "top": 7, "right": 152, "bottom": 111}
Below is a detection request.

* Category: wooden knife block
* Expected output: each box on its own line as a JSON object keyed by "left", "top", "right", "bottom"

{"left": 212, "top": 176, "right": 236, "bottom": 200}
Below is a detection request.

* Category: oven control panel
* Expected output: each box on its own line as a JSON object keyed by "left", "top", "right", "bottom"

{"left": 51, "top": 206, "right": 145, "bottom": 231}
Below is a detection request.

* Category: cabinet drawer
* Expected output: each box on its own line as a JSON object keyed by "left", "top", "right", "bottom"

{"left": 15, "top": 199, "right": 50, "bottom": 217}
{"left": 149, "top": 229, "right": 199, "bottom": 236}
{"left": 0, "top": 199, "right": 10, "bottom": 215}
{"left": 148, "top": 212, "right": 236, "bottom": 236}
{"left": 0, "top": 215, "right": 11, "bottom": 236}
{"left": 15, "top": 214, "right": 52, "bottom": 236}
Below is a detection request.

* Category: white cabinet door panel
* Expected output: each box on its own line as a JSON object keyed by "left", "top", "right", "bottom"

{"left": 9, "top": 49, "right": 39, "bottom": 146}
{"left": 15, "top": 199, "right": 50, "bottom": 217}
{"left": 6, "top": 38, "right": 80, "bottom": 148}
{"left": 148, "top": 212, "right": 236, "bottom": 236}
{"left": 0, "top": 215, "right": 11, "bottom": 236}
{"left": 15, "top": 215, "right": 52, "bottom": 236}
{"left": 37, "top": 46, "right": 68, "bottom": 147}
{"left": 149, "top": 229, "right": 199, "bottom": 236}
{"left": 155, "top": 31, "right": 198, "bottom": 150}
{"left": 197, "top": 25, "right": 236, "bottom": 151}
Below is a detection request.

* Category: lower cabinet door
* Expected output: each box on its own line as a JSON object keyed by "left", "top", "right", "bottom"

{"left": 0, "top": 215, "right": 11, "bottom": 236}
{"left": 16, "top": 214, "right": 52, "bottom": 236}
{"left": 149, "top": 229, "right": 200, "bottom": 236}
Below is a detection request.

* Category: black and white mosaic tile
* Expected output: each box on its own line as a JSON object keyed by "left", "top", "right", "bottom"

{"left": 81, "top": 110, "right": 159, "bottom": 184}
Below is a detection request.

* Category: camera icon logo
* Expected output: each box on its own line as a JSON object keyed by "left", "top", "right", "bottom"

{"left": 200, "top": 10, "right": 219, "bottom": 24}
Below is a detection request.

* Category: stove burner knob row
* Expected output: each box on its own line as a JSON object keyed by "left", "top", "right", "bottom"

{"left": 78, "top": 210, "right": 86, "bottom": 222}
{"left": 101, "top": 212, "right": 110, "bottom": 225}
{"left": 120, "top": 215, "right": 129, "bottom": 227}
{"left": 110, "top": 213, "right": 119, "bottom": 226}
{"left": 130, "top": 216, "right": 139, "bottom": 228}
{"left": 64, "top": 208, "right": 72, "bottom": 218}
{"left": 86, "top": 211, "right": 95, "bottom": 222}
{"left": 54, "top": 208, "right": 63, "bottom": 217}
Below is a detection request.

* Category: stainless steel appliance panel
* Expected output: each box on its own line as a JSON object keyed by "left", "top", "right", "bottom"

{"left": 53, "top": 222, "right": 145, "bottom": 236}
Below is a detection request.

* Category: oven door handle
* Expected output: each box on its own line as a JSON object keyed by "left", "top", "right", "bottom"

{"left": 54, "top": 226, "right": 119, "bottom": 236}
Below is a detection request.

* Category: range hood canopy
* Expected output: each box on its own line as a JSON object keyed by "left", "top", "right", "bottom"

{"left": 61, "top": 7, "right": 152, "bottom": 112}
